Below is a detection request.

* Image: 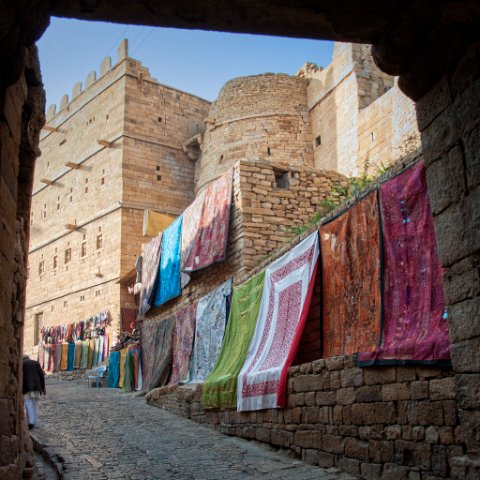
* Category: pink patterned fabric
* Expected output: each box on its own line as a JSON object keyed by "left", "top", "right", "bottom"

{"left": 237, "top": 232, "right": 319, "bottom": 411}
{"left": 182, "top": 169, "right": 233, "bottom": 275}
{"left": 169, "top": 303, "right": 198, "bottom": 385}
{"left": 139, "top": 233, "right": 163, "bottom": 315}
{"left": 358, "top": 161, "right": 451, "bottom": 365}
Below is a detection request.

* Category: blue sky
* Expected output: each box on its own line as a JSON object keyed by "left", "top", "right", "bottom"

{"left": 38, "top": 18, "right": 334, "bottom": 107}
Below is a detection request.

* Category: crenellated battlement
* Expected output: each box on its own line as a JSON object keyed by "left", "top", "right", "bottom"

{"left": 46, "top": 39, "right": 129, "bottom": 121}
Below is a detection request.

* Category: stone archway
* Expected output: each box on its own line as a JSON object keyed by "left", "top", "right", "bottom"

{"left": 0, "top": 2, "right": 479, "bottom": 478}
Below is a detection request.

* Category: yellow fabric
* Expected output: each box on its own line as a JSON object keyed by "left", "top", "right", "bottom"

{"left": 87, "top": 339, "right": 95, "bottom": 369}
{"left": 60, "top": 343, "right": 69, "bottom": 370}
{"left": 143, "top": 210, "right": 176, "bottom": 236}
{"left": 119, "top": 348, "right": 128, "bottom": 388}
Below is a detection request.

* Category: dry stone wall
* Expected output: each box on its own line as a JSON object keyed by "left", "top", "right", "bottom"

{"left": 148, "top": 359, "right": 462, "bottom": 479}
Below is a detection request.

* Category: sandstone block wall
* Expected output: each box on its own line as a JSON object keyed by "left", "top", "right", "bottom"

{"left": 148, "top": 358, "right": 463, "bottom": 479}
{"left": 0, "top": 45, "right": 44, "bottom": 479}
{"left": 25, "top": 45, "right": 212, "bottom": 354}
{"left": 196, "top": 74, "right": 314, "bottom": 192}
{"left": 418, "top": 41, "right": 480, "bottom": 478}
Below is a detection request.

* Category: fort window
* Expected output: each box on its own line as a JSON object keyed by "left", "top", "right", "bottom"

{"left": 101, "top": 177, "right": 105, "bottom": 185}
{"left": 33, "top": 312, "right": 43, "bottom": 346}
{"left": 95, "top": 290, "right": 101, "bottom": 297}
{"left": 81, "top": 242, "right": 87, "bottom": 257}
{"left": 157, "top": 175, "right": 162, "bottom": 181}
{"left": 96, "top": 234, "right": 103, "bottom": 250}
{"left": 63, "top": 301, "right": 68, "bottom": 307}
{"left": 315, "top": 135, "right": 322, "bottom": 147}
{"left": 273, "top": 168, "right": 290, "bottom": 189}
{"left": 53, "top": 256, "right": 58, "bottom": 269}
{"left": 50, "top": 305, "right": 54, "bottom": 312}
{"left": 70, "top": 196, "right": 73, "bottom": 203}
{"left": 64, "top": 248, "right": 72, "bottom": 264}
{"left": 80, "top": 295, "right": 85, "bottom": 302}
{"left": 85, "top": 178, "right": 88, "bottom": 183}
{"left": 57, "top": 203, "right": 60, "bottom": 211}
{"left": 38, "top": 260, "right": 45, "bottom": 276}
{"left": 85, "top": 186, "right": 88, "bottom": 193}
{"left": 267, "top": 147, "right": 271, "bottom": 156}
{"left": 59, "top": 139, "right": 67, "bottom": 147}
{"left": 106, "top": 114, "right": 109, "bottom": 120}
{"left": 219, "top": 155, "right": 224, "bottom": 163}
{"left": 156, "top": 166, "right": 160, "bottom": 171}
{"left": 370, "top": 132, "right": 375, "bottom": 142}
{"left": 158, "top": 117, "right": 162, "bottom": 122}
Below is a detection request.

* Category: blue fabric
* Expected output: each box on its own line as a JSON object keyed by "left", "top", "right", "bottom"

{"left": 67, "top": 342, "right": 75, "bottom": 371}
{"left": 153, "top": 216, "right": 183, "bottom": 306}
{"left": 107, "top": 351, "right": 121, "bottom": 388}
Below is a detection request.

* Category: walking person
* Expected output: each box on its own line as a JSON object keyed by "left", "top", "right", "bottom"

{"left": 22, "top": 354, "right": 46, "bottom": 429}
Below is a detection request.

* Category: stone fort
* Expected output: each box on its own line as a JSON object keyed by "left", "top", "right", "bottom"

{"left": 24, "top": 39, "right": 419, "bottom": 354}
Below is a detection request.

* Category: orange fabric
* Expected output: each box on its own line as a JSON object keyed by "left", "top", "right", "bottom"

{"left": 60, "top": 343, "right": 69, "bottom": 370}
{"left": 320, "top": 191, "right": 381, "bottom": 357}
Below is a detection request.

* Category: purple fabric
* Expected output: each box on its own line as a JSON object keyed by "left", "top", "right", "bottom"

{"left": 357, "top": 161, "right": 451, "bottom": 365}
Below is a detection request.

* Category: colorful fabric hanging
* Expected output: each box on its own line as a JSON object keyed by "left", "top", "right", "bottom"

{"left": 202, "top": 271, "right": 265, "bottom": 409}
{"left": 121, "top": 308, "right": 137, "bottom": 332}
{"left": 153, "top": 215, "right": 183, "bottom": 307}
{"left": 169, "top": 303, "right": 198, "bottom": 385}
{"left": 80, "top": 340, "right": 89, "bottom": 369}
{"left": 189, "top": 279, "right": 232, "bottom": 384}
{"left": 37, "top": 344, "right": 45, "bottom": 370}
{"left": 44, "top": 345, "right": 52, "bottom": 372}
{"left": 98, "top": 335, "right": 105, "bottom": 364}
{"left": 321, "top": 191, "right": 381, "bottom": 357}
{"left": 237, "top": 231, "right": 319, "bottom": 412}
{"left": 139, "top": 233, "right": 163, "bottom": 315}
{"left": 182, "top": 169, "right": 233, "bottom": 275}
{"left": 149, "top": 316, "right": 175, "bottom": 390}
{"left": 74, "top": 341, "right": 83, "bottom": 369}
{"left": 67, "top": 342, "right": 75, "bottom": 371}
{"left": 107, "top": 351, "right": 121, "bottom": 388}
{"left": 60, "top": 343, "right": 69, "bottom": 370}
{"left": 123, "top": 348, "right": 136, "bottom": 392}
{"left": 92, "top": 337, "right": 100, "bottom": 367}
{"left": 118, "top": 348, "right": 128, "bottom": 389}
{"left": 180, "top": 190, "right": 205, "bottom": 288}
{"left": 358, "top": 162, "right": 450, "bottom": 365}
{"left": 87, "top": 339, "right": 95, "bottom": 369}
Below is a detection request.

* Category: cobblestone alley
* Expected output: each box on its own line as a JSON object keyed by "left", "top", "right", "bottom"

{"left": 32, "top": 378, "right": 354, "bottom": 479}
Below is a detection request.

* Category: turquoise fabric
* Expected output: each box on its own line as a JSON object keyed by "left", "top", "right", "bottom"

{"left": 153, "top": 216, "right": 183, "bottom": 306}
{"left": 107, "top": 351, "right": 120, "bottom": 388}
{"left": 67, "top": 342, "right": 75, "bottom": 371}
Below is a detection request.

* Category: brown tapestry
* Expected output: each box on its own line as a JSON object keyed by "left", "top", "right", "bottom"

{"left": 320, "top": 191, "right": 381, "bottom": 357}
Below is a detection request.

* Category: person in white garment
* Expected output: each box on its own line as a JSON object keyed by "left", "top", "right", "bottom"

{"left": 22, "top": 355, "right": 46, "bottom": 429}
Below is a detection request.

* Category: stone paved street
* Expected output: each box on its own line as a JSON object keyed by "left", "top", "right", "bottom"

{"left": 32, "top": 378, "right": 354, "bottom": 480}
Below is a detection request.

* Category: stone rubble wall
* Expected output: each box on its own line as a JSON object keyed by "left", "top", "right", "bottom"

{"left": 148, "top": 357, "right": 463, "bottom": 479}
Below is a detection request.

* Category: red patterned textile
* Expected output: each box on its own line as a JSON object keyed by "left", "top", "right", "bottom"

{"left": 321, "top": 191, "right": 381, "bottom": 357}
{"left": 169, "top": 303, "right": 197, "bottom": 385}
{"left": 182, "top": 169, "right": 233, "bottom": 274}
{"left": 358, "top": 162, "right": 450, "bottom": 365}
{"left": 121, "top": 308, "right": 137, "bottom": 332}
{"left": 237, "top": 232, "right": 319, "bottom": 411}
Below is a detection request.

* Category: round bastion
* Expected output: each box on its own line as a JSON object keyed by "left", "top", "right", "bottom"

{"left": 195, "top": 73, "right": 314, "bottom": 192}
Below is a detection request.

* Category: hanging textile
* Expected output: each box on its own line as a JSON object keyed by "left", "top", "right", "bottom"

{"left": 118, "top": 348, "right": 128, "bottom": 389}
{"left": 80, "top": 340, "right": 89, "bottom": 369}
{"left": 180, "top": 190, "right": 205, "bottom": 288}
{"left": 48, "top": 344, "right": 57, "bottom": 372}
{"left": 203, "top": 271, "right": 265, "bottom": 409}
{"left": 67, "top": 342, "right": 75, "bottom": 371}
{"left": 139, "top": 233, "right": 163, "bottom": 315}
{"left": 121, "top": 308, "right": 137, "bottom": 333}
{"left": 140, "top": 319, "right": 156, "bottom": 391}
{"left": 107, "top": 350, "right": 121, "bottom": 388}
{"left": 136, "top": 359, "right": 143, "bottom": 391}
{"left": 132, "top": 347, "right": 140, "bottom": 390}
{"left": 87, "top": 339, "right": 95, "bottom": 369}
{"left": 169, "top": 303, "right": 198, "bottom": 385}
{"left": 358, "top": 162, "right": 450, "bottom": 365}
{"left": 182, "top": 169, "right": 233, "bottom": 275}
{"left": 237, "top": 232, "right": 319, "bottom": 412}
{"left": 189, "top": 279, "right": 232, "bottom": 384}
{"left": 123, "top": 347, "right": 136, "bottom": 392}
{"left": 103, "top": 333, "right": 109, "bottom": 360}
{"left": 38, "top": 344, "right": 45, "bottom": 370}
{"left": 150, "top": 316, "right": 175, "bottom": 390}
{"left": 321, "top": 191, "right": 381, "bottom": 357}
{"left": 92, "top": 337, "right": 100, "bottom": 367}
{"left": 74, "top": 341, "right": 83, "bottom": 369}
{"left": 98, "top": 335, "right": 105, "bottom": 364}
{"left": 60, "top": 343, "right": 69, "bottom": 370}
{"left": 44, "top": 345, "right": 52, "bottom": 373}
{"left": 153, "top": 216, "right": 183, "bottom": 306}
